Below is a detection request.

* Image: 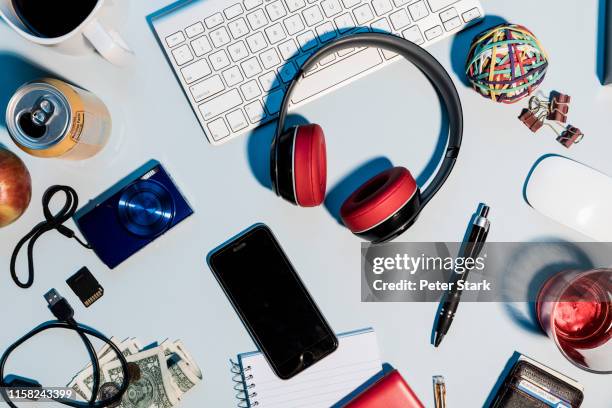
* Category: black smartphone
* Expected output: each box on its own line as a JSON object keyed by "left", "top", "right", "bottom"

{"left": 208, "top": 224, "right": 338, "bottom": 379}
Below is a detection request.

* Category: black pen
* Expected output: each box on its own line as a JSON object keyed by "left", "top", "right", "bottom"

{"left": 433, "top": 204, "right": 490, "bottom": 347}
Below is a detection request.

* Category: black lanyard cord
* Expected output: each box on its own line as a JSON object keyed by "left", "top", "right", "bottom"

{"left": 10, "top": 185, "right": 91, "bottom": 289}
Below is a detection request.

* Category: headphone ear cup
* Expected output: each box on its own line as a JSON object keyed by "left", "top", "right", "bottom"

{"left": 340, "top": 167, "right": 421, "bottom": 242}
{"left": 292, "top": 124, "right": 327, "bottom": 207}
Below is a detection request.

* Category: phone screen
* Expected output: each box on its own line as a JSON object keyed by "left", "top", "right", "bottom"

{"left": 208, "top": 225, "right": 337, "bottom": 379}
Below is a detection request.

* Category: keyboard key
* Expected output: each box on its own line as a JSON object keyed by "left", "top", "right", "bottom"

{"left": 265, "top": 0, "right": 287, "bottom": 21}
{"left": 265, "top": 88, "right": 284, "bottom": 114}
{"left": 285, "top": 0, "right": 306, "bottom": 12}
{"left": 190, "top": 75, "right": 225, "bottom": 101}
{"left": 319, "top": 54, "right": 336, "bottom": 65}
{"left": 291, "top": 47, "right": 382, "bottom": 103}
{"left": 210, "top": 27, "right": 231, "bottom": 47}
{"left": 245, "top": 100, "right": 266, "bottom": 123}
{"left": 228, "top": 41, "right": 249, "bottom": 61}
{"left": 278, "top": 61, "right": 297, "bottom": 82}
{"left": 296, "top": 53, "right": 315, "bottom": 70}
{"left": 241, "top": 56, "right": 263, "bottom": 77}
{"left": 247, "top": 9, "right": 268, "bottom": 30}
{"left": 186, "top": 22, "right": 205, "bottom": 38}
{"left": 439, "top": 8, "right": 457, "bottom": 22}
{"left": 371, "top": 17, "right": 391, "bottom": 33}
{"left": 259, "top": 71, "right": 280, "bottom": 91}
{"left": 279, "top": 39, "right": 299, "bottom": 60}
{"left": 172, "top": 44, "right": 194, "bottom": 65}
{"left": 265, "top": 23, "right": 286, "bottom": 44}
{"left": 402, "top": 25, "right": 424, "bottom": 44}
{"left": 260, "top": 48, "right": 281, "bottom": 69}
{"left": 425, "top": 25, "right": 443, "bottom": 40}
{"left": 462, "top": 7, "right": 481, "bottom": 22}
{"left": 191, "top": 36, "right": 212, "bottom": 56}
{"left": 353, "top": 4, "right": 374, "bottom": 25}
{"left": 321, "top": 0, "right": 342, "bottom": 17}
{"left": 207, "top": 117, "right": 230, "bottom": 140}
{"left": 240, "top": 79, "right": 262, "bottom": 100}
{"left": 316, "top": 22, "right": 337, "bottom": 42}
{"left": 389, "top": 9, "right": 410, "bottom": 30}
{"left": 210, "top": 49, "right": 231, "bottom": 70}
{"left": 181, "top": 59, "right": 212, "bottom": 83}
{"left": 443, "top": 16, "right": 461, "bottom": 31}
{"left": 224, "top": 3, "right": 244, "bottom": 19}
{"left": 408, "top": 1, "right": 429, "bottom": 21}
{"left": 372, "top": 0, "right": 392, "bottom": 16}
{"left": 341, "top": 0, "right": 361, "bottom": 7}
{"left": 244, "top": 0, "right": 263, "bottom": 10}
{"left": 205, "top": 13, "right": 224, "bottom": 29}
{"left": 226, "top": 109, "right": 249, "bottom": 131}
{"left": 392, "top": 0, "right": 409, "bottom": 6}
{"left": 199, "top": 89, "right": 242, "bottom": 119}
{"left": 303, "top": 5, "right": 324, "bottom": 26}
{"left": 297, "top": 31, "right": 317, "bottom": 50}
{"left": 223, "top": 66, "right": 244, "bottom": 86}
{"left": 284, "top": 14, "right": 305, "bottom": 35}
{"left": 246, "top": 32, "right": 267, "bottom": 52}
{"left": 166, "top": 31, "right": 185, "bottom": 47}
{"left": 228, "top": 18, "right": 249, "bottom": 39}
{"left": 334, "top": 13, "right": 355, "bottom": 33}
{"left": 427, "top": 0, "right": 458, "bottom": 12}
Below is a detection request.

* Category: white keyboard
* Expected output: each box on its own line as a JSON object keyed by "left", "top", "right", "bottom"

{"left": 151, "top": 0, "right": 484, "bottom": 145}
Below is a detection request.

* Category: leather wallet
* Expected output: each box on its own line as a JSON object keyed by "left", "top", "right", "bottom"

{"left": 344, "top": 369, "right": 424, "bottom": 408}
{"left": 488, "top": 355, "right": 584, "bottom": 408}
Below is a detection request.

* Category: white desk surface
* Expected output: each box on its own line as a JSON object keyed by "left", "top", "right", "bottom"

{"left": 1, "top": 0, "right": 611, "bottom": 407}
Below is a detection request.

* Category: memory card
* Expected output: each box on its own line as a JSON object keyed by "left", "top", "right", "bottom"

{"left": 66, "top": 267, "right": 104, "bottom": 307}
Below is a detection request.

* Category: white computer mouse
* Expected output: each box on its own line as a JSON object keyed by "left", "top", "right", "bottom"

{"left": 525, "top": 155, "right": 612, "bottom": 241}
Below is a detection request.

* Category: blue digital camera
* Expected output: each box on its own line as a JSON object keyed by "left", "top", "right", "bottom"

{"left": 75, "top": 161, "right": 193, "bottom": 268}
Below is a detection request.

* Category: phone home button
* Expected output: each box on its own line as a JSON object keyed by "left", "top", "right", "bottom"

{"left": 300, "top": 351, "right": 314, "bottom": 367}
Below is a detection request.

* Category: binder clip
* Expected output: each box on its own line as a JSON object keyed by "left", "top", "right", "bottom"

{"left": 518, "top": 90, "right": 583, "bottom": 148}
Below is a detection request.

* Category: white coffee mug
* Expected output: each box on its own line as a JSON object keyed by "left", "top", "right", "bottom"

{"left": 0, "top": 0, "right": 133, "bottom": 65}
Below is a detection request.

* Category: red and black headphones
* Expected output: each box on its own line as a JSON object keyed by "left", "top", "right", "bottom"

{"left": 271, "top": 33, "right": 463, "bottom": 243}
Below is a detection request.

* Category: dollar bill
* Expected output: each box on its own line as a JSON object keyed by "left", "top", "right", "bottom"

{"left": 103, "top": 347, "right": 179, "bottom": 408}
{"left": 160, "top": 340, "right": 202, "bottom": 397}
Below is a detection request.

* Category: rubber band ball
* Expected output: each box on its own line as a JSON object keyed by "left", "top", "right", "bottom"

{"left": 466, "top": 24, "right": 549, "bottom": 104}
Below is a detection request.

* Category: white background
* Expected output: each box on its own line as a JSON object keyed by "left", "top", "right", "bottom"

{"left": 0, "top": 0, "right": 611, "bottom": 407}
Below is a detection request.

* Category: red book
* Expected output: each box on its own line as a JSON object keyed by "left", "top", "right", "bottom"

{"left": 344, "top": 369, "right": 425, "bottom": 408}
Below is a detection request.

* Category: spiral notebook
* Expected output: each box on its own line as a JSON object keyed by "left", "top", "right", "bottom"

{"left": 231, "top": 328, "right": 382, "bottom": 408}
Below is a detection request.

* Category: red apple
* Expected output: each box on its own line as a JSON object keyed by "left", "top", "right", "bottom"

{"left": 0, "top": 148, "right": 32, "bottom": 227}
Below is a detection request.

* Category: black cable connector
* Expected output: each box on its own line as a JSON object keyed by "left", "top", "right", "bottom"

{"left": 0, "top": 290, "right": 129, "bottom": 408}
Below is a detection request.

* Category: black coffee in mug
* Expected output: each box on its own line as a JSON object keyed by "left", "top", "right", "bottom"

{"left": 12, "top": 0, "right": 97, "bottom": 38}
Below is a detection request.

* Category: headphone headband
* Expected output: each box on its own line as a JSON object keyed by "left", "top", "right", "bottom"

{"left": 275, "top": 32, "right": 463, "bottom": 206}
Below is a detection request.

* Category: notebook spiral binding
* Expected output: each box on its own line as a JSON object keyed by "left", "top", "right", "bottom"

{"left": 231, "top": 359, "right": 259, "bottom": 407}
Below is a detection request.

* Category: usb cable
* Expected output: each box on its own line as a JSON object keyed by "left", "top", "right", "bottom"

{"left": 0, "top": 290, "right": 128, "bottom": 408}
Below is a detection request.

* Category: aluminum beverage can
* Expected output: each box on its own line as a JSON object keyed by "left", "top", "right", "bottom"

{"left": 6, "top": 78, "right": 111, "bottom": 159}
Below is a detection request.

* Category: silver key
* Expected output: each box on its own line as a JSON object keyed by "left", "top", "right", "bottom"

{"left": 408, "top": 1, "right": 429, "bottom": 21}
{"left": 247, "top": 9, "right": 268, "bottom": 30}
{"left": 228, "top": 41, "right": 250, "bottom": 61}
{"left": 244, "top": 0, "right": 263, "bottom": 10}
{"left": 241, "top": 56, "right": 263, "bottom": 77}
{"left": 371, "top": 17, "right": 392, "bottom": 33}
{"left": 278, "top": 61, "right": 297, "bottom": 82}
{"left": 223, "top": 66, "right": 244, "bottom": 86}
{"left": 316, "top": 22, "right": 337, "bottom": 42}
{"left": 334, "top": 13, "right": 355, "bottom": 33}
{"left": 353, "top": 4, "right": 374, "bottom": 25}
{"left": 226, "top": 109, "right": 249, "bottom": 131}
{"left": 224, "top": 3, "right": 244, "bottom": 19}
{"left": 321, "top": 0, "right": 342, "bottom": 17}
{"left": 205, "top": 13, "right": 224, "bottom": 28}
{"left": 191, "top": 36, "right": 212, "bottom": 56}
{"left": 186, "top": 22, "right": 205, "bottom": 38}
{"left": 389, "top": 9, "right": 410, "bottom": 30}
{"left": 245, "top": 100, "right": 266, "bottom": 123}
{"left": 372, "top": 0, "right": 392, "bottom": 16}
{"left": 265, "top": 0, "right": 287, "bottom": 21}
{"left": 210, "top": 49, "right": 231, "bottom": 70}
{"left": 303, "top": 5, "right": 324, "bottom": 26}
{"left": 265, "top": 23, "right": 286, "bottom": 44}
{"left": 443, "top": 16, "right": 461, "bottom": 31}
{"left": 190, "top": 75, "right": 225, "bottom": 101}
{"left": 285, "top": 0, "right": 306, "bottom": 12}
{"left": 425, "top": 25, "right": 443, "bottom": 40}
{"left": 210, "top": 27, "right": 231, "bottom": 47}
{"left": 246, "top": 32, "right": 268, "bottom": 52}
{"left": 199, "top": 89, "right": 242, "bottom": 119}
{"left": 207, "top": 117, "right": 230, "bottom": 140}
{"left": 181, "top": 59, "right": 212, "bottom": 83}
{"left": 427, "top": 0, "right": 459, "bottom": 12}
{"left": 341, "top": 0, "right": 361, "bottom": 7}
{"left": 402, "top": 25, "right": 424, "bottom": 44}
{"left": 284, "top": 14, "right": 305, "bottom": 35}
{"left": 278, "top": 39, "right": 298, "bottom": 60}
{"left": 260, "top": 48, "right": 281, "bottom": 69}
{"left": 297, "top": 30, "right": 317, "bottom": 50}
{"left": 228, "top": 18, "right": 249, "bottom": 39}
{"left": 259, "top": 71, "right": 280, "bottom": 91}
{"left": 166, "top": 31, "right": 185, "bottom": 47}
{"left": 172, "top": 44, "right": 194, "bottom": 65}
{"left": 240, "top": 79, "right": 262, "bottom": 100}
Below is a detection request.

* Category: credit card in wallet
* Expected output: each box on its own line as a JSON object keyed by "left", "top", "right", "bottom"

{"left": 488, "top": 354, "right": 584, "bottom": 408}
